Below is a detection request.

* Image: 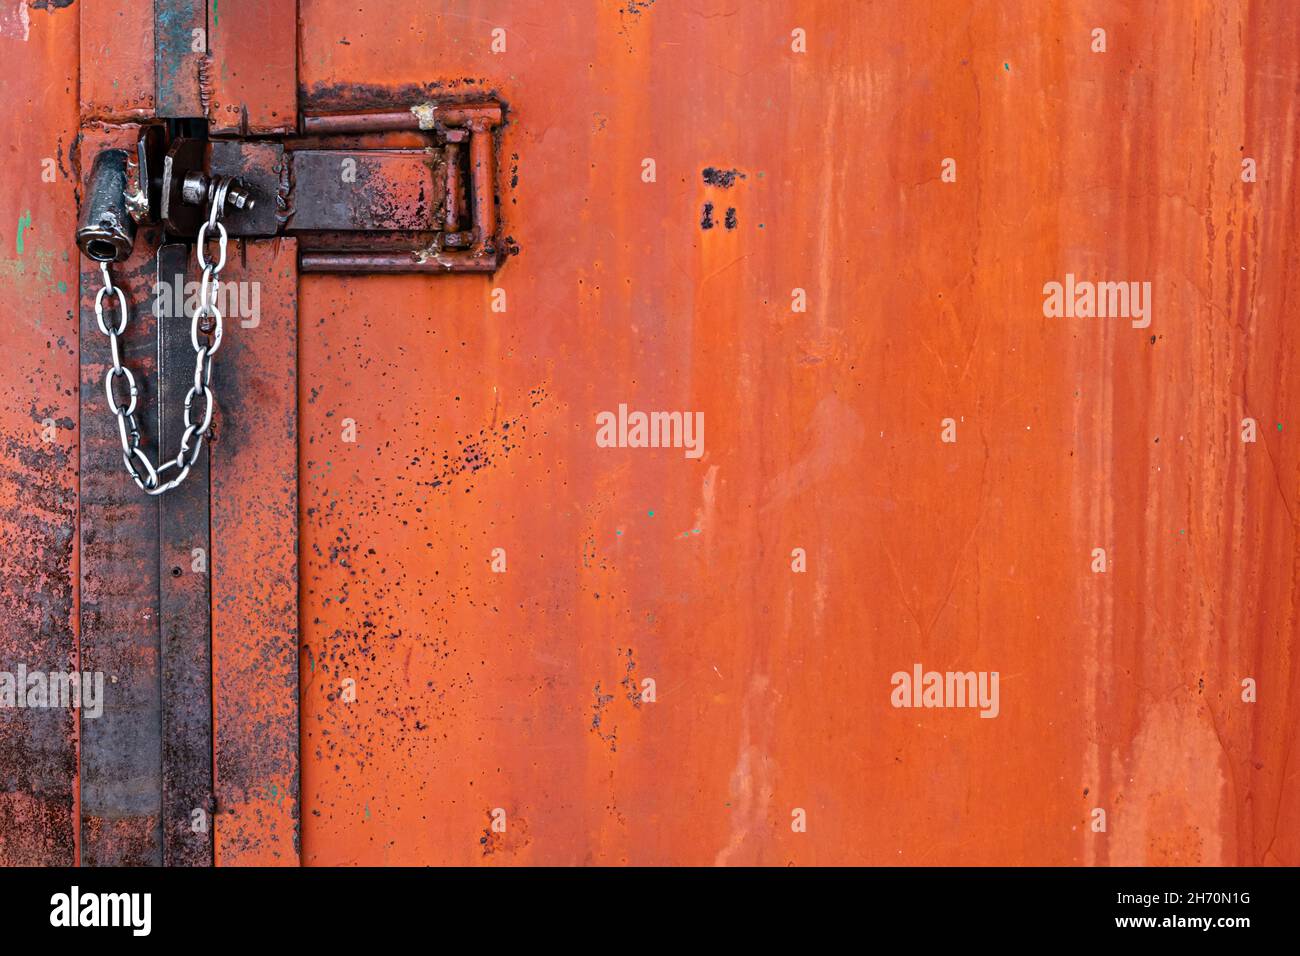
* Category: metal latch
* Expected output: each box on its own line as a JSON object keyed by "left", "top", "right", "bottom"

{"left": 76, "top": 99, "right": 506, "bottom": 273}
{"left": 74, "top": 98, "right": 507, "bottom": 496}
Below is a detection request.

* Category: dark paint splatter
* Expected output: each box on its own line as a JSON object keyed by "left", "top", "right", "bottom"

{"left": 702, "top": 167, "right": 746, "bottom": 188}
{"left": 591, "top": 682, "right": 617, "bottom": 751}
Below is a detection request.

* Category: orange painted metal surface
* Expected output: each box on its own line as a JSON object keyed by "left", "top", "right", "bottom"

{"left": 207, "top": 0, "right": 297, "bottom": 135}
{"left": 211, "top": 239, "right": 300, "bottom": 865}
{"left": 296, "top": 0, "right": 1300, "bottom": 866}
{"left": 2, "top": 0, "right": 1299, "bottom": 870}
{"left": 0, "top": 0, "right": 80, "bottom": 867}
{"left": 79, "top": 0, "right": 155, "bottom": 120}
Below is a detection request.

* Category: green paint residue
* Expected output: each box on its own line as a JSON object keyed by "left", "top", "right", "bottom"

{"left": 1004, "top": 62, "right": 1010, "bottom": 71}
{"left": 647, "top": 510, "right": 654, "bottom": 517}
{"left": 16, "top": 212, "right": 32, "bottom": 255}
{"left": 213, "top": 0, "right": 219, "bottom": 28}
{"left": 56, "top": 280, "right": 67, "bottom": 294}
{"left": 364, "top": 803, "right": 371, "bottom": 820}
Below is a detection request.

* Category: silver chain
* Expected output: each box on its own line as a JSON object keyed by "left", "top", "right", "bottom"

{"left": 94, "top": 183, "right": 231, "bottom": 495}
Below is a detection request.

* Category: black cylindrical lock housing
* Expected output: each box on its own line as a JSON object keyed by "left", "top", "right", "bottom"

{"left": 76, "top": 149, "right": 136, "bottom": 262}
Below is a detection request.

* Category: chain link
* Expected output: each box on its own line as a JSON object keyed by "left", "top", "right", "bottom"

{"left": 93, "top": 183, "right": 232, "bottom": 495}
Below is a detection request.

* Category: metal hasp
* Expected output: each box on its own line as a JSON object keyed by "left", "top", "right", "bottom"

{"left": 294, "top": 101, "right": 504, "bottom": 273}
{"left": 90, "top": 98, "right": 507, "bottom": 275}
{"left": 161, "top": 137, "right": 255, "bottom": 238}
{"left": 76, "top": 150, "right": 137, "bottom": 262}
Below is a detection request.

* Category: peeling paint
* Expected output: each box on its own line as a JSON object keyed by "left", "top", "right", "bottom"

{"left": 15, "top": 212, "right": 31, "bottom": 255}
{"left": 0, "top": 1, "right": 31, "bottom": 42}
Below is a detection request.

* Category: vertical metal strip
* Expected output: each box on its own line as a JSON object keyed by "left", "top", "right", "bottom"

{"left": 157, "top": 243, "right": 214, "bottom": 865}
{"left": 207, "top": 0, "right": 298, "bottom": 135}
{"left": 0, "top": 0, "right": 80, "bottom": 865}
{"left": 78, "top": 218, "right": 163, "bottom": 867}
{"left": 211, "top": 238, "right": 300, "bottom": 864}
{"left": 154, "top": 0, "right": 207, "bottom": 118}
{"left": 80, "top": 0, "right": 157, "bottom": 120}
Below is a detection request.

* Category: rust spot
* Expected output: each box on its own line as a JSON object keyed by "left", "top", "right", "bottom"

{"left": 702, "top": 167, "right": 746, "bottom": 188}
{"left": 590, "top": 682, "right": 617, "bottom": 751}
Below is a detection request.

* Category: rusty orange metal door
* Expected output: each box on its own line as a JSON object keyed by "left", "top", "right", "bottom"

{"left": 294, "top": 0, "right": 1300, "bottom": 866}
{"left": 3, "top": 0, "right": 1299, "bottom": 869}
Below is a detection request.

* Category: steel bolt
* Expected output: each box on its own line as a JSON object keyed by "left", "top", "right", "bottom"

{"left": 181, "top": 172, "right": 256, "bottom": 213}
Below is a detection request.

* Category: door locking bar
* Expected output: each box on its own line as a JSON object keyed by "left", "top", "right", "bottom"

{"left": 292, "top": 102, "right": 502, "bottom": 272}
{"left": 76, "top": 100, "right": 507, "bottom": 274}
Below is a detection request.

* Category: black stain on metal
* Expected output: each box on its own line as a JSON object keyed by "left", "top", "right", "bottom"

{"left": 77, "top": 235, "right": 166, "bottom": 866}
{"left": 300, "top": 78, "right": 495, "bottom": 114}
{"left": 724, "top": 207, "right": 737, "bottom": 229}
{"left": 156, "top": 243, "right": 214, "bottom": 867}
{"left": 617, "top": 0, "right": 656, "bottom": 50}
{"left": 702, "top": 167, "right": 746, "bottom": 188}
{"left": 590, "top": 682, "right": 617, "bottom": 751}
{"left": 700, "top": 202, "right": 714, "bottom": 230}
{"left": 619, "top": 647, "right": 642, "bottom": 708}
{"left": 0, "top": 397, "right": 77, "bottom": 862}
